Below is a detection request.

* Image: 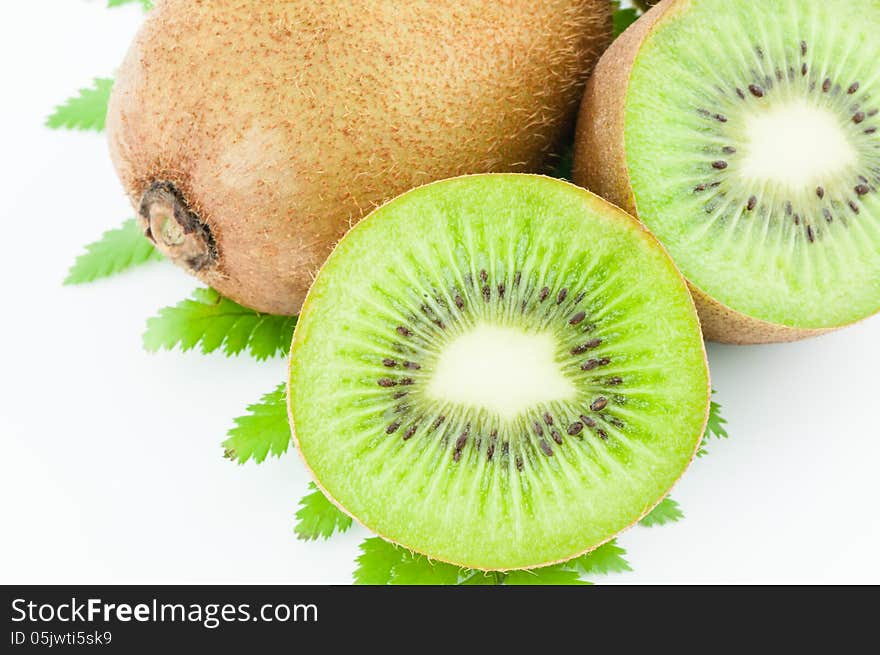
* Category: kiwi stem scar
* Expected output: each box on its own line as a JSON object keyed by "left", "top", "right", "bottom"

{"left": 138, "top": 181, "right": 217, "bottom": 273}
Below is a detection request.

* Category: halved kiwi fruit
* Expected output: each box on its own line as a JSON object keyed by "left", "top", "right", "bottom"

{"left": 574, "top": 0, "right": 880, "bottom": 344}
{"left": 288, "top": 175, "right": 710, "bottom": 570}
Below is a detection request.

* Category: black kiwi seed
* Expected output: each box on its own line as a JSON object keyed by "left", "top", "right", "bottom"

{"left": 515, "top": 456, "right": 524, "bottom": 472}
{"left": 817, "top": 186, "right": 825, "bottom": 199}
{"left": 533, "top": 421, "right": 544, "bottom": 437}
{"left": 823, "top": 78, "right": 832, "bottom": 93}
{"left": 539, "top": 286, "right": 550, "bottom": 302}
{"left": 736, "top": 87, "right": 746, "bottom": 99}
{"left": 393, "top": 391, "right": 408, "bottom": 399}
{"left": 712, "top": 160, "right": 728, "bottom": 170}
{"left": 454, "top": 294, "right": 464, "bottom": 309}
{"left": 580, "top": 415, "right": 597, "bottom": 428}
{"left": 714, "top": 113, "right": 728, "bottom": 123}
{"left": 853, "top": 112, "right": 866, "bottom": 124}
{"left": 543, "top": 412, "right": 554, "bottom": 426}
{"left": 386, "top": 421, "right": 401, "bottom": 434}
{"left": 855, "top": 184, "right": 870, "bottom": 196}
{"left": 607, "top": 377, "right": 624, "bottom": 386}
{"left": 747, "top": 196, "right": 757, "bottom": 211}
{"left": 802, "top": 63, "right": 808, "bottom": 76}
{"left": 591, "top": 397, "right": 608, "bottom": 412}
{"left": 794, "top": 214, "right": 801, "bottom": 225}
{"left": 824, "top": 208, "right": 834, "bottom": 222}
{"left": 572, "top": 338, "right": 601, "bottom": 355}
{"left": 605, "top": 416, "right": 625, "bottom": 429}
{"left": 403, "top": 424, "right": 418, "bottom": 441}
{"left": 807, "top": 226, "right": 816, "bottom": 243}
{"left": 748, "top": 84, "right": 764, "bottom": 97}
{"left": 556, "top": 288, "right": 568, "bottom": 304}
{"left": 722, "top": 146, "right": 737, "bottom": 154}
{"left": 849, "top": 200, "right": 860, "bottom": 214}
{"left": 378, "top": 378, "right": 396, "bottom": 387}
{"left": 785, "top": 201, "right": 793, "bottom": 216}
{"left": 567, "top": 421, "right": 584, "bottom": 436}
{"left": 582, "top": 357, "right": 611, "bottom": 371}
{"left": 453, "top": 430, "right": 468, "bottom": 462}
{"left": 404, "top": 361, "right": 420, "bottom": 370}
{"left": 800, "top": 40, "right": 807, "bottom": 56}
{"left": 551, "top": 430, "right": 563, "bottom": 445}
{"left": 539, "top": 440, "right": 553, "bottom": 457}
{"left": 570, "top": 311, "right": 587, "bottom": 325}
{"left": 396, "top": 326, "right": 412, "bottom": 337}
{"left": 383, "top": 358, "right": 397, "bottom": 367}
{"left": 849, "top": 82, "right": 860, "bottom": 94}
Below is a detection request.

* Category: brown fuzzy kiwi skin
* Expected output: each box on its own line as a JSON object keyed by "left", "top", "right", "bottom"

{"left": 287, "top": 174, "right": 711, "bottom": 572}
{"left": 107, "top": 0, "right": 613, "bottom": 316}
{"left": 573, "top": 0, "right": 847, "bottom": 345}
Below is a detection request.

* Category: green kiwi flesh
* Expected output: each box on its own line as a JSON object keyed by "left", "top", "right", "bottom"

{"left": 289, "top": 175, "right": 710, "bottom": 571}
{"left": 623, "top": 0, "right": 880, "bottom": 330}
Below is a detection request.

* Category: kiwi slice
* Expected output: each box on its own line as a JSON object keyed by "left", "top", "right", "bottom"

{"left": 288, "top": 175, "right": 709, "bottom": 570}
{"left": 574, "top": 0, "right": 880, "bottom": 343}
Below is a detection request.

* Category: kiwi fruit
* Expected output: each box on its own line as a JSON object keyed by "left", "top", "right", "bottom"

{"left": 288, "top": 174, "right": 710, "bottom": 570}
{"left": 574, "top": 0, "right": 880, "bottom": 344}
{"left": 107, "top": 0, "right": 612, "bottom": 315}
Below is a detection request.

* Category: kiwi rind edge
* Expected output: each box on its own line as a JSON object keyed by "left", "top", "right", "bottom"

{"left": 287, "top": 173, "right": 711, "bottom": 572}
{"left": 572, "top": 0, "right": 861, "bottom": 344}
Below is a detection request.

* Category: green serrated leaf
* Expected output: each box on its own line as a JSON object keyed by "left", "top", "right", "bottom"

{"left": 354, "top": 538, "right": 403, "bottom": 585}
{"left": 46, "top": 78, "right": 114, "bottom": 132}
{"left": 294, "top": 483, "right": 353, "bottom": 541}
{"left": 613, "top": 8, "right": 641, "bottom": 38}
{"left": 504, "top": 566, "right": 590, "bottom": 586}
{"left": 548, "top": 145, "right": 574, "bottom": 181}
{"left": 390, "top": 553, "right": 462, "bottom": 586}
{"left": 222, "top": 384, "right": 291, "bottom": 465}
{"left": 698, "top": 394, "right": 729, "bottom": 456}
{"left": 65, "top": 219, "right": 163, "bottom": 285}
{"left": 143, "top": 288, "right": 297, "bottom": 361}
{"left": 571, "top": 539, "right": 632, "bottom": 575}
{"left": 107, "top": 0, "right": 153, "bottom": 9}
{"left": 640, "top": 497, "right": 685, "bottom": 528}
{"left": 459, "top": 571, "right": 499, "bottom": 585}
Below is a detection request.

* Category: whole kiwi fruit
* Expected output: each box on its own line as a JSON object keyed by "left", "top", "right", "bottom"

{"left": 107, "top": 0, "right": 612, "bottom": 315}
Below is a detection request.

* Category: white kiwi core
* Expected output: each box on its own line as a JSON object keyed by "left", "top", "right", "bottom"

{"left": 427, "top": 323, "right": 575, "bottom": 421}
{"left": 739, "top": 100, "right": 857, "bottom": 190}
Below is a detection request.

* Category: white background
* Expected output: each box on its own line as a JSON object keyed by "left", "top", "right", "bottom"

{"left": 0, "top": 1, "right": 877, "bottom": 584}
